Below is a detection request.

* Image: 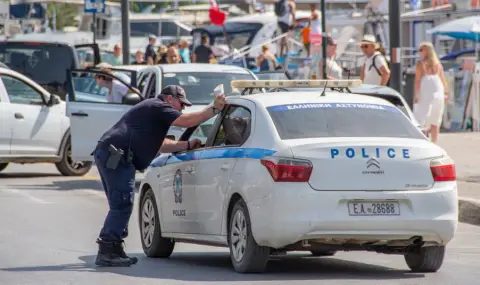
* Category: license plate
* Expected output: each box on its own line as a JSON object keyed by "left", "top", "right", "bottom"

{"left": 347, "top": 201, "right": 400, "bottom": 216}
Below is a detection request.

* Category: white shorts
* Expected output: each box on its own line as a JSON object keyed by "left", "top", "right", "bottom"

{"left": 413, "top": 97, "right": 445, "bottom": 128}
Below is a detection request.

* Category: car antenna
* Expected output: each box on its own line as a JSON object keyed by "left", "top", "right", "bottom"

{"left": 320, "top": 54, "right": 337, "bottom": 97}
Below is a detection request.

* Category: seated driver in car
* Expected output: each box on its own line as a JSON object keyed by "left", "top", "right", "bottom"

{"left": 95, "top": 67, "right": 130, "bottom": 103}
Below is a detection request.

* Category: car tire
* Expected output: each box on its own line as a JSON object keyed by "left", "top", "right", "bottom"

{"left": 404, "top": 245, "right": 445, "bottom": 273}
{"left": 139, "top": 188, "right": 175, "bottom": 258}
{"left": 55, "top": 137, "right": 92, "bottom": 176}
{"left": 228, "top": 199, "right": 270, "bottom": 273}
{"left": 0, "top": 163, "right": 8, "bottom": 172}
{"left": 310, "top": 250, "right": 337, "bottom": 257}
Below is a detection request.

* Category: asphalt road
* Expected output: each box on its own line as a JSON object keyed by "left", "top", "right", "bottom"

{"left": 0, "top": 163, "right": 479, "bottom": 285}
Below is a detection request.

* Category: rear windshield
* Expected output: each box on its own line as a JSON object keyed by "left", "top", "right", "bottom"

{"left": 0, "top": 43, "right": 75, "bottom": 95}
{"left": 267, "top": 103, "right": 424, "bottom": 140}
{"left": 162, "top": 72, "right": 255, "bottom": 104}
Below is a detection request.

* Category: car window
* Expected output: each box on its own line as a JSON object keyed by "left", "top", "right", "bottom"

{"left": 213, "top": 106, "right": 252, "bottom": 147}
{"left": 162, "top": 72, "right": 255, "bottom": 104}
{"left": 0, "top": 43, "right": 75, "bottom": 98}
{"left": 1, "top": 75, "right": 44, "bottom": 105}
{"left": 137, "top": 73, "right": 150, "bottom": 94}
{"left": 189, "top": 115, "right": 219, "bottom": 145}
{"left": 161, "top": 21, "right": 191, "bottom": 37}
{"left": 70, "top": 71, "right": 132, "bottom": 104}
{"left": 267, "top": 103, "right": 424, "bottom": 140}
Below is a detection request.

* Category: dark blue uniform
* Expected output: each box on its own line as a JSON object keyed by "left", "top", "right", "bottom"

{"left": 93, "top": 96, "right": 181, "bottom": 266}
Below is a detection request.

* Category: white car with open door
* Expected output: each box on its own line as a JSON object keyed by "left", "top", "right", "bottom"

{"left": 0, "top": 67, "right": 92, "bottom": 175}
{"left": 137, "top": 79, "right": 458, "bottom": 274}
{"left": 66, "top": 64, "right": 257, "bottom": 162}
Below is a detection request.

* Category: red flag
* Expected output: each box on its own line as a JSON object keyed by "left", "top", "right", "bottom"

{"left": 209, "top": 0, "right": 226, "bottom": 26}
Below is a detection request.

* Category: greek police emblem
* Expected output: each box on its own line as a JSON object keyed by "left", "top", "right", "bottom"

{"left": 173, "top": 169, "right": 182, "bottom": 203}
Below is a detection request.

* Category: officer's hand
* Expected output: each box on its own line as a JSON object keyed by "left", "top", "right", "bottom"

{"left": 213, "top": 94, "right": 226, "bottom": 110}
{"left": 189, "top": 138, "right": 202, "bottom": 150}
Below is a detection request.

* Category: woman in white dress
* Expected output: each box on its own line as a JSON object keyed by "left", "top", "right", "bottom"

{"left": 414, "top": 42, "right": 448, "bottom": 143}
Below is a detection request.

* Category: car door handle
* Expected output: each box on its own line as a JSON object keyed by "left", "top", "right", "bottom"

{"left": 221, "top": 164, "right": 230, "bottom": 171}
{"left": 71, "top": 112, "right": 88, "bottom": 117}
{"left": 14, "top": 112, "right": 24, "bottom": 119}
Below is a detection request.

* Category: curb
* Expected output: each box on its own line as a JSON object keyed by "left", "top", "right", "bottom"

{"left": 459, "top": 197, "right": 480, "bottom": 226}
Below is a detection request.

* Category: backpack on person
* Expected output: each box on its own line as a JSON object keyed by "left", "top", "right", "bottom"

{"left": 275, "top": 0, "right": 288, "bottom": 17}
{"left": 370, "top": 44, "right": 391, "bottom": 85}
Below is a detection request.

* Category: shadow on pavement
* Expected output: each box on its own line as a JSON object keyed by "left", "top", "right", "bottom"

{"left": 5, "top": 180, "right": 141, "bottom": 192}
{"left": 0, "top": 173, "right": 62, "bottom": 178}
{"left": 0, "top": 253, "right": 425, "bottom": 282}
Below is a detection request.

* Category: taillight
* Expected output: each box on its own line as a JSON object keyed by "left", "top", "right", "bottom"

{"left": 260, "top": 157, "right": 312, "bottom": 182}
{"left": 430, "top": 157, "right": 456, "bottom": 182}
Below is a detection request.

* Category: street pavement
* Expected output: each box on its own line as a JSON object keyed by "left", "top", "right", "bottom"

{"left": 0, "top": 132, "right": 479, "bottom": 284}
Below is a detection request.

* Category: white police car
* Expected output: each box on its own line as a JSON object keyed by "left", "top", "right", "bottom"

{"left": 138, "top": 79, "right": 458, "bottom": 274}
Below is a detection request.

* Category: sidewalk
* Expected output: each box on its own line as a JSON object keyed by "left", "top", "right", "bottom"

{"left": 438, "top": 132, "right": 480, "bottom": 226}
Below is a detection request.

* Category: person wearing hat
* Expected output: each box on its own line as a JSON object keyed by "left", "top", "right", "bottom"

{"left": 92, "top": 85, "right": 226, "bottom": 267}
{"left": 360, "top": 34, "right": 390, "bottom": 86}
{"left": 145, "top": 35, "right": 157, "bottom": 63}
{"left": 319, "top": 36, "right": 343, "bottom": 79}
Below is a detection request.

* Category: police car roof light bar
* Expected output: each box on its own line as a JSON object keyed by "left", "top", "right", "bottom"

{"left": 231, "top": 79, "right": 363, "bottom": 89}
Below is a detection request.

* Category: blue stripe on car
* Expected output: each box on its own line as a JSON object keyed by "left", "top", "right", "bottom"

{"left": 150, "top": 147, "right": 277, "bottom": 168}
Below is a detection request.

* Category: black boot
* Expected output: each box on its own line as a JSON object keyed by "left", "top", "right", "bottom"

{"left": 114, "top": 241, "right": 138, "bottom": 265}
{"left": 95, "top": 239, "right": 134, "bottom": 267}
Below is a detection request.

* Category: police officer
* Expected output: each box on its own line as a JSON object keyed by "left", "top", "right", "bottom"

{"left": 93, "top": 85, "right": 226, "bottom": 267}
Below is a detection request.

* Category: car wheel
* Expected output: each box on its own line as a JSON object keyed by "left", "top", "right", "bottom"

{"left": 55, "top": 137, "right": 92, "bottom": 176}
{"left": 139, "top": 188, "right": 174, "bottom": 258}
{"left": 404, "top": 245, "right": 445, "bottom": 273}
{"left": 229, "top": 199, "right": 270, "bottom": 273}
{"left": 310, "top": 250, "right": 337, "bottom": 257}
{"left": 0, "top": 163, "right": 8, "bottom": 172}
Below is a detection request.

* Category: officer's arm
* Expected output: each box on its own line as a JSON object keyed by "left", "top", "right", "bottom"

{"left": 160, "top": 138, "right": 188, "bottom": 153}
{"left": 171, "top": 107, "right": 215, "bottom": 128}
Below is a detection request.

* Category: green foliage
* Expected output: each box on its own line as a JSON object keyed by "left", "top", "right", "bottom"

{"left": 46, "top": 4, "right": 78, "bottom": 30}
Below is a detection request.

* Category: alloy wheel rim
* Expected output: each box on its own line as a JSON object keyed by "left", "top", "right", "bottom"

{"left": 231, "top": 210, "right": 247, "bottom": 262}
{"left": 142, "top": 198, "right": 155, "bottom": 247}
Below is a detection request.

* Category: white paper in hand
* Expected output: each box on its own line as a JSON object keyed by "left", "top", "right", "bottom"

{"left": 214, "top": 84, "right": 224, "bottom": 97}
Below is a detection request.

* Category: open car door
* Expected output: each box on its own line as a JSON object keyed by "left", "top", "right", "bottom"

{"left": 75, "top": 43, "right": 101, "bottom": 66}
{"left": 66, "top": 68, "right": 141, "bottom": 161}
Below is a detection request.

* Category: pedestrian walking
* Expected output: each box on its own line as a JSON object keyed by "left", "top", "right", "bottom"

{"left": 104, "top": 44, "right": 123, "bottom": 66}
{"left": 179, "top": 40, "right": 191, "bottom": 63}
{"left": 145, "top": 35, "right": 157, "bottom": 64}
{"left": 319, "top": 36, "right": 342, "bottom": 79}
{"left": 192, "top": 35, "right": 214, "bottom": 63}
{"left": 132, "top": 50, "right": 146, "bottom": 65}
{"left": 157, "top": 45, "right": 168, "bottom": 64}
{"left": 301, "top": 22, "right": 311, "bottom": 57}
{"left": 275, "top": 0, "right": 295, "bottom": 57}
{"left": 93, "top": 85, "right": 226, "bottom": 267}
{"left": 414, "top": 41, "right": 448, "bottom": 143}
{"left": 360, "top": 35, "right": 391, "bottom": 86}
{"left": 166, "top": 47, "right": 181, "bottom": 64}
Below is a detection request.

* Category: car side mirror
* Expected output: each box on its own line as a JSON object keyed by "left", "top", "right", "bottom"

{"left": 47, "top": 94, "right": 62, "bottom": 106}
{"left": 166, "top": 135, "right": 175, "bottom": 140}
{"left": 122, "top": 92, "right": 142, "bottom": 105}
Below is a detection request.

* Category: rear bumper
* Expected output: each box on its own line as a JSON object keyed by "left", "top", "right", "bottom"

{"left": 247, "top": 182, "right": 458, "bottom": 249}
